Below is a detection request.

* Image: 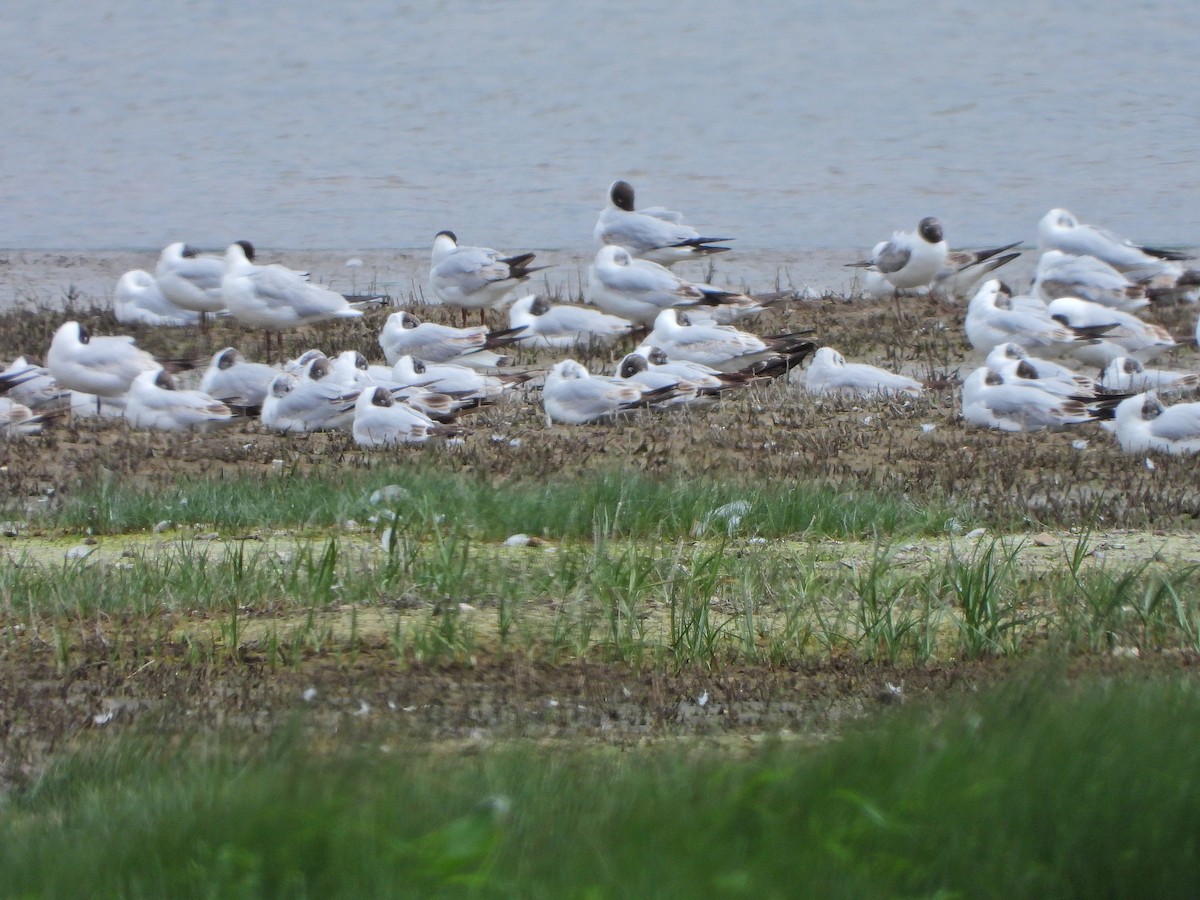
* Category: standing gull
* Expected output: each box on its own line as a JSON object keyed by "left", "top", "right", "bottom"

{"left": 221, "top": 241, "right": 372, "bottom": 360}
{"left": 429, "top": 231, "right": 545, "bottom": 327}
{"left": 848, "top": 217, "right": 948, "bottom": 293}
{"left": 593, "top": 180, "right": 732, "bottom": 266}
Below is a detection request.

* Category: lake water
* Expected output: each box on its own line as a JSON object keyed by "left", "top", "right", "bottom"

{"left": 2, "top": 1, "right": 1199, "bottom": 253}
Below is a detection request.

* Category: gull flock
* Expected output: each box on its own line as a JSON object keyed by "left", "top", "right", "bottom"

{"left": 4, "top": 182, "right": 1200, "bottom": 459}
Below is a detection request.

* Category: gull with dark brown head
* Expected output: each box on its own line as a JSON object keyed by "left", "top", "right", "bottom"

{"left": 508, "top": 294, "right": 633, "bottom": 350}
{"left": 848, "top": 217, "right": 948, "bottom": 293}
{"left": 1114, "top": 392, "right": 1200, "bottom": 456}
{"left": 593, "top": 179, "right": 733, "bottom": 266}
{"left": 378, "top": 310, "right": 525, "bottom": 366}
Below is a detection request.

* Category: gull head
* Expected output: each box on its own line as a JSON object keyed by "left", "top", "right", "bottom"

{"left": 216, "top": 347, "right": 243, "bottom": 370}
{"left": 918, "top": 217, "right": 944, "bottom": 244}
{"left": 369, "top": 386, "right": 394, "bottom": 408}
{"left": 597, "top": 245, "right": 632, "bottom": 268}
{"left": 306, "top": 357, "right": 334, "bottom": 382}
{"left": 548, "top": 359, "right": 589, "bottom": 382}
{"left": 609, "top": 180, "right": 636, "bottom": 212}
{"left": 269, "top": 373, "right": 296, "bottom": 398}
{"left": 813, "top": 347, "right": 845, "bottom": 368}
{"left": 432, "top": 231, "right": 459, "bottom": 261}
{"left": 618, "top": 353, "right": 649, "bottom": 378}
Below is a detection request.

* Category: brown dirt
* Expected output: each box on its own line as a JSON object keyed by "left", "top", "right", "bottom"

{"left": 4, "top": 289, "right": 1200, "bottom": 528}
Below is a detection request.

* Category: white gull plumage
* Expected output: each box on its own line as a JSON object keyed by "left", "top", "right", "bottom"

{"left": 593, "top": 180, "right": 732, "bottom": 266}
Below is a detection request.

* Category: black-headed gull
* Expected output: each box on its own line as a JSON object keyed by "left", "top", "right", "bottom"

{"left": 508, "top": 294, "right": 633, "bottom": 349}
{"left": 222, "top": 241, "right": 373, "bottom": 358}
{"left": 378, "top": 310, "right": 525, "bottom": 366}
{"left": 428, "top": 231, "right": 545, "bottom": 326}
{"left": 964, "top": 280, "right": 1094, "bottom": 357}
{"left": 114, "top": 270, "right": 201, "bottom": 327}
{"left": 642, "top": 308, "right": 814, "bottom": 372}
{"left": 983, "top": 343, "right": 1097, "bottom": 397}
{"left": 587, "top": 245, "right": 766, "bottom": 326}
{"left": 1046, "top": 296, "right": 1176, "bottom": 366}
{"left": 1113, "top": 391, "right": 1200, "bottom": 455}
{"left": 1100, "top": 357, "right": 1199, "bottom": 395}
{"left": 848, "top": 217, "right": 947, "bottom": 292}
{"left": 1037, "top": 208, "right": 1191, "bottom": 279}
{"left": 351, "top": 386, "right": 454, "bottom": 447}
{"left": 46, "top": 321, "right": 160, "bottom": 398}
{"left": 615, "top": 352, "right": 716, "bottom": 407}
{"left": 961, "top": 366, "right": 1108, "bottom": 432}
{"left": 199, "top": 347, "right": 279, "bottom": 409}
{"left": 259, "top": 359, "right": 359, "bottom": 432}
{"left": 803, "top": 347, "right": 923, "bottom": 398}
{"left": 155, "top": 242, "right": 227, "bottom": 324}
{"left": 593, "top": 180, "right": 732, "bottom": 266}
{"left": 932, "top": 241, "right": 1021, "bottom": 300}
{"left": 636, "top": 346, "right": 769, "bottom": 391}
{"left": 390, "top": 355, "right": 535, "bottom": 400}
{"left": 1032, "top": 250, "right": 1149, "bottom": 311}
{"left": 124, "top": 369, "right": 233, "bottom": 431}
{"left": 542, "top": 358, "right": 676, "bottom": 425}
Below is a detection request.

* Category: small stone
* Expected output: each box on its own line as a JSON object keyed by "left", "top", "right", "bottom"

{"left": 302, "top": 687, "right": 318, "bottom": 702}
{"left": 152, "top": 520, "right": 171, "bottom": 534}
{"left": 964, "top": 527, "right": 987, "bottom": 540}
{"left": 370, "top": 484, "right": 409, "bottom": 505}
{"left": 921, "top": 423, "right": 936, "bottom": 433}
{"left": 505, "top": 533, "right": 543, "bottom": 547}
{"left": 878, "top": 682, "right": 904, "bottom": 704}
{"left": 65, "top": 544, "right": 94, "bottom": 560}
{"left": 1032, "top": 532, "right": 1057, "bottom": 547}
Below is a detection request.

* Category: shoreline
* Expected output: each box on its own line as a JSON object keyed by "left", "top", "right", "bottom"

{"left": 0, "top": 247, "right": 1045, "bottom": 312}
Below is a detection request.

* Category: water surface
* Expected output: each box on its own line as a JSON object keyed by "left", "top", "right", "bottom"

{"left": 2, "top": 1, "right": 1198, "bottom": 250}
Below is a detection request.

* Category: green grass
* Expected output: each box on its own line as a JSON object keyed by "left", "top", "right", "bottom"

{"left": 41, "top": 467, "right": 962, "bottom": 541}
{"left": 7, "top": 531, "right": 1200, "bottom": 668}
{"left": 5, "top": 669, "right": 1199, "bottom": 897}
